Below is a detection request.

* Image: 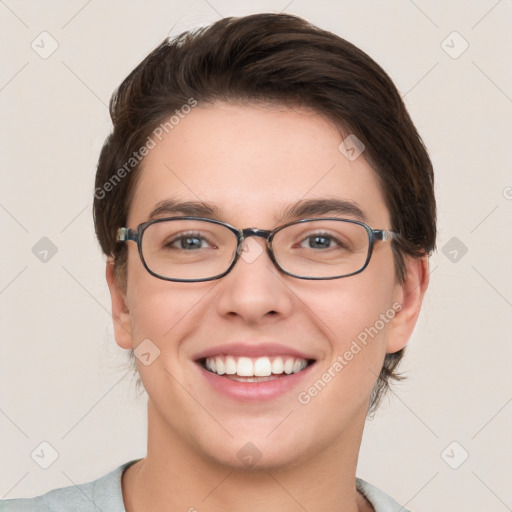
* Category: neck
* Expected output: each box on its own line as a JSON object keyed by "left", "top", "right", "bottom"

{"left": 122, "top": 400, "right": 371, "bottom": 512}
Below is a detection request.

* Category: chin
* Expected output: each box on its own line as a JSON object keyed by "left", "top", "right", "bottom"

{"left": 194, "top": 427, "right": 317, "bottom": 473}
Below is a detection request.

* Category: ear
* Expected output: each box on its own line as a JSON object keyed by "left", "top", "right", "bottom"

{"left": 386, "top": 255, "right": 430, "bottom": 353}
{"left": 105, "top": 258, "right": 133, "bottom": 349}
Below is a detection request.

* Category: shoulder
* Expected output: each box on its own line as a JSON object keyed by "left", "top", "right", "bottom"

{"left": 356, "top": 478, "right": 411, "bottom": 512}
{"left": 0, "top": 460, "right": 139, "bottom": 512}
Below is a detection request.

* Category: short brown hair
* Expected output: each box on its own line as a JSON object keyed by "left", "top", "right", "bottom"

{"left": 93, "top": 13, "right": 436, "bottom": 413}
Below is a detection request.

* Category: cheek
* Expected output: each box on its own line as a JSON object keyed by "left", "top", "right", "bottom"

{"left": 301, "top": 268, "right": 398, "bottom": 370}
{"left": 292, "top": 277, "right": 398, "bottom": 426}
{"left": 314, "top": 270, "right": 395, "bottom": 329}
{"left": 128, "top": 282, "right": 206, "bottom": 344}
{"left": 125, "top": 250, "right": 205, "bottom": 345}
{"left": 125, "top": 277, "right": 210, "bottom": 398}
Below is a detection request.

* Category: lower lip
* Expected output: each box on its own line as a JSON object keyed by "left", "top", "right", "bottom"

{"left": 197, "top": 363, "right": 315, "bottom": 402}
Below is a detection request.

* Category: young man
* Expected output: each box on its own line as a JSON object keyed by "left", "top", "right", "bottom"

{"left": 2, "top": 13, "right": 435, "bottom": 512}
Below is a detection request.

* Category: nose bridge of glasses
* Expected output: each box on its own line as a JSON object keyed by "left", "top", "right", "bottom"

{"left": 242, "top": 227, "right": 272, "bottom": 244}
{"left": 236, "top": 228, "right": 273, "bottom": 257}
{"left": 240, "top": 227, "right": 272, "bottom": 240}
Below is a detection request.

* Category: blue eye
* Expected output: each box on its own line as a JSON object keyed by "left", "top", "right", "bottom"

{"left": 165, "top": 232, "right": 214, "bottom": 250}
{"left": 305, "top": 235, "right": 332, "bottom": 249}
{"left": 299, "top": 233, "right": 347, "bottom": 250}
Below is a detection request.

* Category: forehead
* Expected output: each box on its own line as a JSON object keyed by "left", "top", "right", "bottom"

{"left": 127, "top": 102, "right": 390, "bottom": 228}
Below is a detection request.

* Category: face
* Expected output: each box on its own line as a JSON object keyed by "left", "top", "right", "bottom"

{"left": 108, "top": 102, "right": 424, "bottom": 471}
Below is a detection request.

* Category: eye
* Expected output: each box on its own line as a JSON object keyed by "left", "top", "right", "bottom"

{"left": 165, "top": 232, "right": 215, "bottom": 250}
{"left": 302, "top": 234, "right": 333, "bottom": 249}
{"left": 298, "top": 233, "right": 347, "bottom": 250}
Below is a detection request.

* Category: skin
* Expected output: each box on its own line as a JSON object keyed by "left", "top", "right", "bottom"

{"left": 106, "top": 102, "right": 429, "bottom": 512}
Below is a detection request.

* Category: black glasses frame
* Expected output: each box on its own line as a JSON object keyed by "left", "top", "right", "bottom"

{"left": 116, "top": 216, "right": 399, "bottom": 282}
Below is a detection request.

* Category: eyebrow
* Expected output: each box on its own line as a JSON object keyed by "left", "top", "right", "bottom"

{"left": 147, "top": 197, "right": 367, "bottom": 224}
{"left": 148, "top": 199, "right": 222, "bottom": 220}
{"left": 277, "top": 198, "right": 367, "bottom": 223}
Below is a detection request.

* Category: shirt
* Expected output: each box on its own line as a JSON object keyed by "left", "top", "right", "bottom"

{"left": 0, "top": 460, "right": 410, "bottom": 511}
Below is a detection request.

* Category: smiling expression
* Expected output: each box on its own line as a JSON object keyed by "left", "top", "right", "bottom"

{"left": 109, "top": 101, "right": 410, "bottom": 470}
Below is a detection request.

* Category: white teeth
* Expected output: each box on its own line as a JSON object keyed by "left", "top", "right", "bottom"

{"left": 293, "top": 360, "right": 305, "bottom": 373}
{"left": 225, "top": 356, "right": 237, "bottom": 375}
{"left": 237, "top": 357, "right": 253, "bottom": 377}
{"left": 215, "top": 356, "right": 225, "bottom": 375}
{"left": 271, "top": 357, "right": 284, "bottom": 374}
{"left": 203, "top": 355, "right": 310, "bottom": 378}
{"left": 254, "top": 357, "right": 272, "bottom": 377}
{"left": 206, "top": 358, "right": 216, "bottom": 373}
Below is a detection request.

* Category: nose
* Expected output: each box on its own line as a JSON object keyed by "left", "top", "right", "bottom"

{"left": 215, "top": 237, "right": 294, "bottom": 325}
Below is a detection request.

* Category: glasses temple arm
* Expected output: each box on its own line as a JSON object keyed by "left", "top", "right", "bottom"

{"left": 116, "top": 227, "right": 139, "bottom": 243}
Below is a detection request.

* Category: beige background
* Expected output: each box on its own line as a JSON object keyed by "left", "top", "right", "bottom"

{"left": 1, "top": 1, "right": 511, "bottom": 510}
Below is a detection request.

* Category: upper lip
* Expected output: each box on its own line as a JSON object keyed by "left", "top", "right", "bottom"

{"left": 193, "top": 342, "right": 316, "bottom": 361}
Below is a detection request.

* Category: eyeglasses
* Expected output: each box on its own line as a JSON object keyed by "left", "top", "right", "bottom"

{"left": 116, "top": 216, "right": 399, "bottom": 282}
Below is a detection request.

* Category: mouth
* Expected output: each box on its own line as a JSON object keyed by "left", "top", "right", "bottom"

{"left": 193, "top": 343, "right": 317, "bottom": 401}
{"left": 198, "top": 355, "right": 316, "bottom": 382}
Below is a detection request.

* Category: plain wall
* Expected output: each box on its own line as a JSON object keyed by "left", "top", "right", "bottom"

{"left": 1, "top": 1, "right": 511, "bottom": 510}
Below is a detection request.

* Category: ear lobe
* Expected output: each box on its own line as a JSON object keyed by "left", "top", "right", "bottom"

{"left": 386, "top": 255, "right": 430, "bottom": 354}
{"left": 105, "top": 258, "right": 133, "bottom": 350}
